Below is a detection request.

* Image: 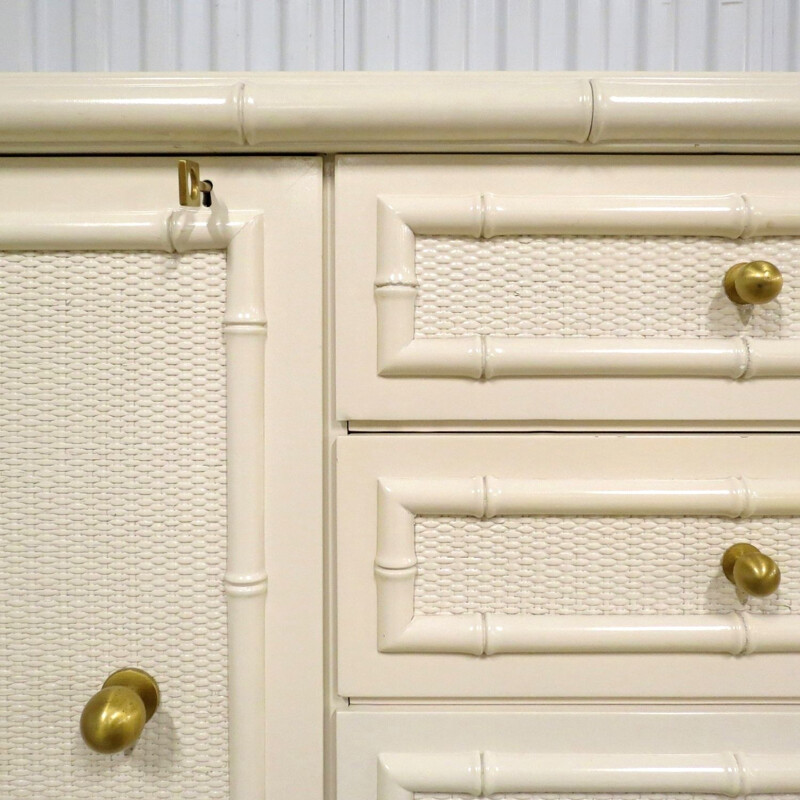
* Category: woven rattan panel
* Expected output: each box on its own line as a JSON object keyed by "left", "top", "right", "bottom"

{"left": 0, "top": 252, "right": 228, "bottom": 799}
{"left": 414, "top": 235, "right": 800, "bottom": 338}
{"left": 414, "top": 517, "right": 799, "bottom": 616}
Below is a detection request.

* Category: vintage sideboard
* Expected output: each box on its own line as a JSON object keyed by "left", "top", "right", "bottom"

{"left": 2, "top": 73, "right": 800, "bottom": 800}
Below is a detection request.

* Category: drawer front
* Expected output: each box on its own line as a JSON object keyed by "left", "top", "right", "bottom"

{"left": 337, "top": 434, "right": 800, "bottom": 699}
{"left": 337, "top": 709, "right": 800, "bottom": 800}
{"left": 335, "top": 155, "right": 800, "bottom": 426}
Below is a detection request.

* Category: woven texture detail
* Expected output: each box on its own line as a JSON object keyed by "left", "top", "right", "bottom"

{"left": 0, "top": 251, "right": 228, "bottom": 799}
{"left": 414, "top": 235, "right": 800, "bottom": 338}
{"left": 414, "top": 516, "right": 799, "bottom": 616}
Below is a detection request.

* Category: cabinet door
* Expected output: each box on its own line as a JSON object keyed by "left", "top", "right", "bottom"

{"left": 335, "top": 155, "right": 800, "bottom": 428}
{"left": 337, "top": 708, "right": 800, "bottom": 800}
{"left": 337, "top": 434, "right": 800, "bottom": 700}
{"left": 0, "top": 158, "right": 323, "bottom": 800}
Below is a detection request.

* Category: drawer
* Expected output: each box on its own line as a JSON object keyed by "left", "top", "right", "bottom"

{"left": 337, "top": 708, "right": 800, "bottom": 800}
{"left": 337, "top": 434, "right": 800, "bottom": 699}
{"left": 335, "top": 155, "right": 800, "bottom": 427}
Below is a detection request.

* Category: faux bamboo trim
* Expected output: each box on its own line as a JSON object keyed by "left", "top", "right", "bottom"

{"left": 2, "top": 73, "right": 800, "bottom": 152}
{"left": 378, "top": 750, "right": 800, "bottom": 800}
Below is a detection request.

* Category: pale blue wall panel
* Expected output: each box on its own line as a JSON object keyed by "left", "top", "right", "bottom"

{"left": 0, "top": 0, "right": 796, "bottom": 71}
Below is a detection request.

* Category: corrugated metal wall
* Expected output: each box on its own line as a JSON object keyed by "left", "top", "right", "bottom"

{"left": 0, "top": 0, "right": 797, "bottom": 72}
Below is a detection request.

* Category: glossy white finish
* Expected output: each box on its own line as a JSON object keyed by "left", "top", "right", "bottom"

{"left": 482, "top": 476, "right": 800, "bottom": 517}
{"left": 378, "top": 751, "right": 482, "bottom": 799}
{"left": 375, "top": 190, "right": 800, "bottom": 380}
{"left": 374, "top": 474, "right": 800, "bottom": 656}
{"left": 0, "top": 158, "right": 324, "bottom": 798}
{"left": 482, "top": 337, "right": 798, "bottom": 380}
{"left": 379, "top": 749, "right": 800, "bottom": 797}
{"left": 377, "top": 193, "right": 779, "bottom": 254}
{"left": 338, "top": 708, "right": 800, "bottom": 799}
{"left": 223, "top": 215, "right": 268, "bottom": 800}
{"left": 0, "top": 209, "right": 251, "bottom": 251}
{"left": 377, "top": 750, "right": 800, "bottom": 799}
{"left": 337, "top": 155, "right": 800, "bottom": 426}
{"left": 337, "top": 434, "right": 800, "bottom": 698}
{"left": 375, "top": 564, "right": 797, "bottom": 656}
{"left": 0, "top": 75, "right": 246, "bottom": 147}
{"left": 7, "top": 79, "right": 800, "bottom": 798}
{"left": 0, "top": 197, "right": 267, "bottom": 800}
{"left": 254, "top": 159, "right": 324, "bottom": 799}
{"left": 593, "top": 76, "right": 800, "bottom": 143}
{"left": 4, "top": 74, "right": 800, "bottom": 152}
{"left": 376, "top": 476, "right": 800, "bottom": 568}
{"left": 244, "top": 74, "right": 591, "bottom": 147}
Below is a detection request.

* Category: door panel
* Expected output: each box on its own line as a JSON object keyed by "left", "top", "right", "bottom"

{"left": 0, "top": 158, "right": 323, "bottom": 800}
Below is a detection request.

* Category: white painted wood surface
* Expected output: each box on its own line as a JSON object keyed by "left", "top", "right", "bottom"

{"left": 374, "top": 190, "right": 800, "bottom": 382}
{"left": 0, "top": 0, "right": 798, "bottom": 72}
{"left": 0, "top": 157, "right": 324, "bottom": 799}
{"left": 337, "top": 433, "right": 800, "bottom": 699}
{"left": 2, "top": 82, "right": 800, "bottom": 800}
{"left": 0, "top": 174, "right": 267, "bottom": 800}
{"left": 378, "top": 750, "right": 800, "bottom": 798}
{"left": 3, "top": 74, "right": 800, "bottom": 153}
{"left": 336, "top": 154, "right": 800, "bottom": 426}
{"left": 338, "top": 708, "right": 800, "bottom": 799}
{"left": 372, "top": 474, "right": 800, "bottom": 656}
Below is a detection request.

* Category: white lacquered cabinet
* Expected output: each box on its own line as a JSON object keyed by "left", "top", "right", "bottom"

{"left": 3, "top": 74, "right": 800, "bottom": 800}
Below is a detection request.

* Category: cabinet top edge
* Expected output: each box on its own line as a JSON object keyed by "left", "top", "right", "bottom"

{"left": 0, "top": 72, "right": 799, "bottom": 153}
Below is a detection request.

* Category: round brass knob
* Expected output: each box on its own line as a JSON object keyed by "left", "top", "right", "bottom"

{"left": 724, "top": 260, "right": 783, "bottom": 305}
{"left": 80, "top": 668, "right": 159, "bottom": 754}
{"left": 722, "top": 543, "right": 781, "bottom": 598}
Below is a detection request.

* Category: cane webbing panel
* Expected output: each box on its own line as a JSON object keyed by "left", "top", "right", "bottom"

{"left": 0, "top": 251, "right": 228, "bottom": 800}
{"left": 414, "top": 235, "right": 800, "bottom": 339}
{"left": 414, "top": 516, "right": 798, "bottom": 616}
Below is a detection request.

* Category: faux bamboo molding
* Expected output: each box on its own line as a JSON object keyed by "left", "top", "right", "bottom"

{"left": 375, "top": 476, "right": 800, "bottom": 655}
{"left": 1, "top": 73, "right": 800, "bottom": 152}
{"left": 377, "top": 750, "right": 800, "bottom": 800}
{"left": 375, "top": 192, "right": 800, "bottom": 380}
{"left": 0, "top": 208, "right": 268, "bottom": 800}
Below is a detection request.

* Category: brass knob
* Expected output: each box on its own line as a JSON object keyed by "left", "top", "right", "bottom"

{"left": 724, "top": 260, "right": 783, "bottom": 305}
{"left": 80, "top": 668, "right": 160, "bottom": 754}
{"left": 722, "top": 543, "right": 781, "bottom": 598}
